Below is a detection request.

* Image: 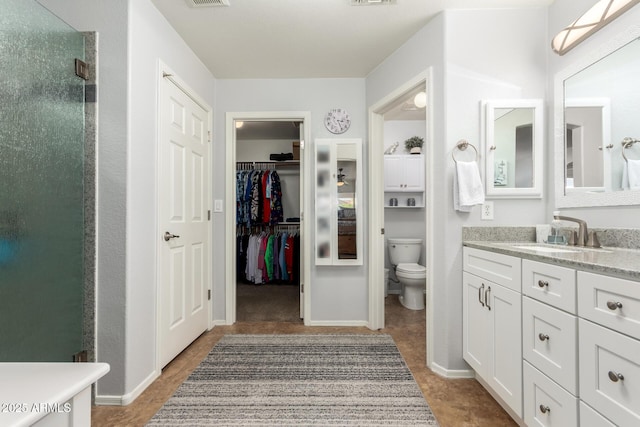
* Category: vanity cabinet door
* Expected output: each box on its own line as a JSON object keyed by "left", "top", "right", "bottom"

{"left": 523, "top": 260, "right": 576, "bottom": 314}
{"left": 523, "top": 361, "right": 578, "bottom": 427}
{"left": 523, "top": 297, "right": 578, "bottom": 395}
{"left": 463, "top": 272, "right": 490, "bottom": 374}
{"left": 578, "top": 271, "right": 640, "bottom": 340}
{"left": 579, "top": 319, "right": 640, "bottom": 427}
{"left": 463, "top": 271, "right": 522, "bottom": 417}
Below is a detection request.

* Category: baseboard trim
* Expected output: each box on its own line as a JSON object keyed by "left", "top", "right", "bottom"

{"left": 430, "top": 361, "right": 476, "bottom": 379}
{"left": 95, "top": 369, "right": 160, "bottom": 406}
{"left": 305, "top": 320, "right": 369, "bottom": 327}
{"left": 211, "top": 319, "right": 228, "bottom": 326}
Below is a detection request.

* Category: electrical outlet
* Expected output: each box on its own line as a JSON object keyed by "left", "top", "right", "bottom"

{"left": 481, "top": 201, "right": 494, "bottom": 220}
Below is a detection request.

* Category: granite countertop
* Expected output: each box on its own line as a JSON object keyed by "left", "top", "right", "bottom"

{"left": 464, "top": 241, "right": 640, "bottom": 282}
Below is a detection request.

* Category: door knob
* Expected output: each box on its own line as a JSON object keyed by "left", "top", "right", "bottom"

{"left": 164, "top": 231, "right": 180, "bottom": 241}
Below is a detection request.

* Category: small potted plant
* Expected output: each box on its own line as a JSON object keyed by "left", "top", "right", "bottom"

{"left": 404, "top": 136, "right": 424, "bottom": 154}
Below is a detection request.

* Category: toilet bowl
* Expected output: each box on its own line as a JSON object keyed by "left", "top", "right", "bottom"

{"left": 387, "top": 238, "right": 426, "bottom": 311}
{"left": 396, "top": 263, "right": 426, "bottom": 310}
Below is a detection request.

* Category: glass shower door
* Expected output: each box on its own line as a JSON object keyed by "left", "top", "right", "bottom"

{"left": 0, "top": 0, "right": 85, "bottom": 361}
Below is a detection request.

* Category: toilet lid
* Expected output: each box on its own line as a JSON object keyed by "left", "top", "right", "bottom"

{"left": 396, "top": 263, "right": 426, "bottom": 274}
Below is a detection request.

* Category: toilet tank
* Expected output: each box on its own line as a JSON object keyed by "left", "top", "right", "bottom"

{"left": 388, "top": 238, "right": 423, "bottom": 265}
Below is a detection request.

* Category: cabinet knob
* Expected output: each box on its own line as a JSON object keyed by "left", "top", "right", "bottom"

{"left": 539, "top": 404, "right": 551, "bottom": 414}
{"left": 608, "top": 370, "right": 624, "bottom": 382}
{"left": 606, "top": 301, "right": 623, "bottom": 311}
{"left": 538, "top": 333, "right": 550, "bottom": 342}
{"left": 537, "top": 280, "right": 549, "bottom": 288}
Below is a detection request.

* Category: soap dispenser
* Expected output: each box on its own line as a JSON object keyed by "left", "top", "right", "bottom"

{"left": 549, "top": 211, "right": 566, "bottom": 244}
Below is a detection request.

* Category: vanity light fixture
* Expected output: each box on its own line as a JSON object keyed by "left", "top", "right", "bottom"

{"left": 552, "top": 0, "right": 640, "bottom": 55}
{"left": 235, "top": 121, "right": 243, "bottom": 128}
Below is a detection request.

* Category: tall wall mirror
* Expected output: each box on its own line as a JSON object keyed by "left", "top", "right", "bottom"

{"left": 483, "top": 99, "right": 544, "bottom": 198}
{"left": 315, "top": 138, "right": 363, "bottom": 266}
{"left": 555, "top": 26, "right": 640, "bottom": 207}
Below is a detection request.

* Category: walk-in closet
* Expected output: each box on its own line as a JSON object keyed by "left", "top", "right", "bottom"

{"left": 235, "top": 120, "right": 303, "bottom": 322}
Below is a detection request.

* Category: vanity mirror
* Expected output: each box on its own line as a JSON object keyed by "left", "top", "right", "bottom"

{"left": 555, "top": 25, "right": 640, "bottom": 207}
{"left": 315, "top": 138, "right": 363, "bottom": 266}
{"left": 483, "top": 99, "right": 544, "bottom": 198}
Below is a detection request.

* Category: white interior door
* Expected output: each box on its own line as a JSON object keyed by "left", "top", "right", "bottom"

{"left": 158, "top": 74, "right": 210, "bottom": 368}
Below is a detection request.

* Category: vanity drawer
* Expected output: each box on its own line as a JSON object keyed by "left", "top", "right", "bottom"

{"left": 577, "top": 271, "right": 640, "bottom": 340}
{"left": 463, "top": 247, "right": 521, "bottom": 292}
{"left": 523, "top": 361, "right": 578, "bottom": 427}
{"left": 579, "top": 319, "right": 640, "bottom": 427}
{"left": 579, "top": 402, "right": 616, "bottom": 427}
{"left": 523, "top": 260, "right": 576, "bottom": 313}
{"left": 523, "top": 297, "right": 578, "bottom": 395}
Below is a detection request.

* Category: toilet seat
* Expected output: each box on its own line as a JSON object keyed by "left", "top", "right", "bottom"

{"left": 396, "top": 263, "right": 426, "bottom": 278}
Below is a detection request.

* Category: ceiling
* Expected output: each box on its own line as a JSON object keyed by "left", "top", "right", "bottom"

{"left": 151, "top": 0, "right": 555, "bottom": 79}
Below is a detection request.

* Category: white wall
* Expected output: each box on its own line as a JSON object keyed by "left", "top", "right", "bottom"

{"left": 38, "top": 0, "right": 216, "bottom": 401}
{"left": 367, "top": 8, "right": 547, "bottom": 372}
{"left": 213, "top": 78, "right": 367, "bottom": 323}
{"left": 547, "top": 0, "right": 640, "bottom": 224}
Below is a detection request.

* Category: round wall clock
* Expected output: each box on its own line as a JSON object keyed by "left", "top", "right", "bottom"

{"left": 324, "top": 108, "right": 351, "bottom": 134}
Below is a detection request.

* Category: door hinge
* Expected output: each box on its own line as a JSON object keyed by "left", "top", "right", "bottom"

{"left": 381, "top": 228, "right": 385, "bottom": 235}
{"left": 208, "top": 131, "right": 212, "bottom": 142}
{"left": 301, "top": 284, "right": 304, "bottom": 292}
{"left": 300, "top": 140, "right": 305, "bottom": 149}
{"left": 208, "top": 210, "right": 211, "bottom": 220}
{"left": 208, "top": 289, "right": 211, "bottom": 300}
{"left": 75, "top": 59, "right": 89, "bottom": 80}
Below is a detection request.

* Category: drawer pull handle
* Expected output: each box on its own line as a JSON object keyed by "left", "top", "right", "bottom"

{"left": 485, "top": 286, "right": 491, "bottom": 311}
{"left": 538, "top": 333, "right": 550, "bottom": 341}
{"left": 606, "top": 301, "right": 623, "bottom": 310}
{"left": 478, "top": 284, "right": 485, "bottom": 307}
{"left": 608, "top": 371, "right": 624, "bottom": 382}
{"left": 539, "top": 404, "right": 551, "bottom": 414}
{"left": 537, "top": 280, "right": 549, "bottom": 288}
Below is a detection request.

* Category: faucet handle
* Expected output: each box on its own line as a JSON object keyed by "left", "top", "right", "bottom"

{"left": 568, "top": 230, "right": 578, "bottom": 246}
{"left": 587, "top": 231, "right": 601, "bottom": 248}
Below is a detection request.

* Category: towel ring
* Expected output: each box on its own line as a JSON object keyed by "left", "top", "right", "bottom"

{"left": 452, "top": 140, "right": 478, "bottom": 163}
{"left": 622, "top": 137, "right": 640, "bottom": 161}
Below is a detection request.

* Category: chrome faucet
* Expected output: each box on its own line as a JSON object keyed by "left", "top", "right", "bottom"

{"left": 553, "top": 213, "right": 588, "bottom": 246}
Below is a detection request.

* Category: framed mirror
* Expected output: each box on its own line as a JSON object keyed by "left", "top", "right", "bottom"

{"left": 483, "top": 99, "right": 544, "bottom": 198}
{"left": 315, "top": 138, "right": 363, "bottom": 266}
{"left": 554, "top": 25, "right": 640, "bottom": 207}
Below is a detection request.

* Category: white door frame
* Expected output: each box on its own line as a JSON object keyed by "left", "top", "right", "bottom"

{"left": 225, "top": 111, "right": 312, "bottom": 325}
{"left": 156, "top": 61, "right": 213, "bottom": 372}
{"left": 368, "top": 69, "right": 435, "bottom": 368}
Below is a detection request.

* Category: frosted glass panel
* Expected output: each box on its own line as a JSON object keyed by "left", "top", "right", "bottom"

{"left": 0, "top": 0, "right": 85, "bottom": 361}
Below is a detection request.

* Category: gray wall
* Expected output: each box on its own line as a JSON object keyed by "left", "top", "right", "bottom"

{"left": 213, "top": 78, "right": 368, "bottom": 323}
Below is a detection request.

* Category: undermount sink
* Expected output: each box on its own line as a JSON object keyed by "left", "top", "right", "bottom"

{"left": 511, "top": 244, "right": 614, "bottom": 254}
{"left": 511, "top": 245, "right": 581, "bottom": 253}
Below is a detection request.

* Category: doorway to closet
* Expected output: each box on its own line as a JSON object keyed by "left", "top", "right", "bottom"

{"left": 225, "top": 112, "right": 312, "bottom": 325}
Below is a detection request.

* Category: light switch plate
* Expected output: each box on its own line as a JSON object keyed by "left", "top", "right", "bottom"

{"left": 214, "top": 199, "right": 223, "bottom": 212}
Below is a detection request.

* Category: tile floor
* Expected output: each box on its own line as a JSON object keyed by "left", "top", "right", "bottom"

{"left": 91, "top": 290, "right": 516, "bottom": 426}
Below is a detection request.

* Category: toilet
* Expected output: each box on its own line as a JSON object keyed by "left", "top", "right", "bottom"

{"left": 388, "top": 238, "right": 426, "bottom": 310}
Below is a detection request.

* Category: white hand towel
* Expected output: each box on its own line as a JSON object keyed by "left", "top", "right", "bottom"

{"left": 624, "top": 159, "right": 640, "bottom": 190}
{"left": 454, "top": 160, "right": 484, "bottom": 212}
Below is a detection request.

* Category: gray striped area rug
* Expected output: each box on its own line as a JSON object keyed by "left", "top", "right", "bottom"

{"left": 147, "top": 334, "right": 439, "bottom": 426}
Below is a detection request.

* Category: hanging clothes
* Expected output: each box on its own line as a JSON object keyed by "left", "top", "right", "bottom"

{"left": 236, "top": 166, "right": 285, "bottom": 226}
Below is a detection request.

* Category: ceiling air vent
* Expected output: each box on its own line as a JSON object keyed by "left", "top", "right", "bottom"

{"left": 351, "top": 0, "right": 397, "bottom": 5}
{"left": 185, "top": 0, "right": 230, "bottom": 8}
